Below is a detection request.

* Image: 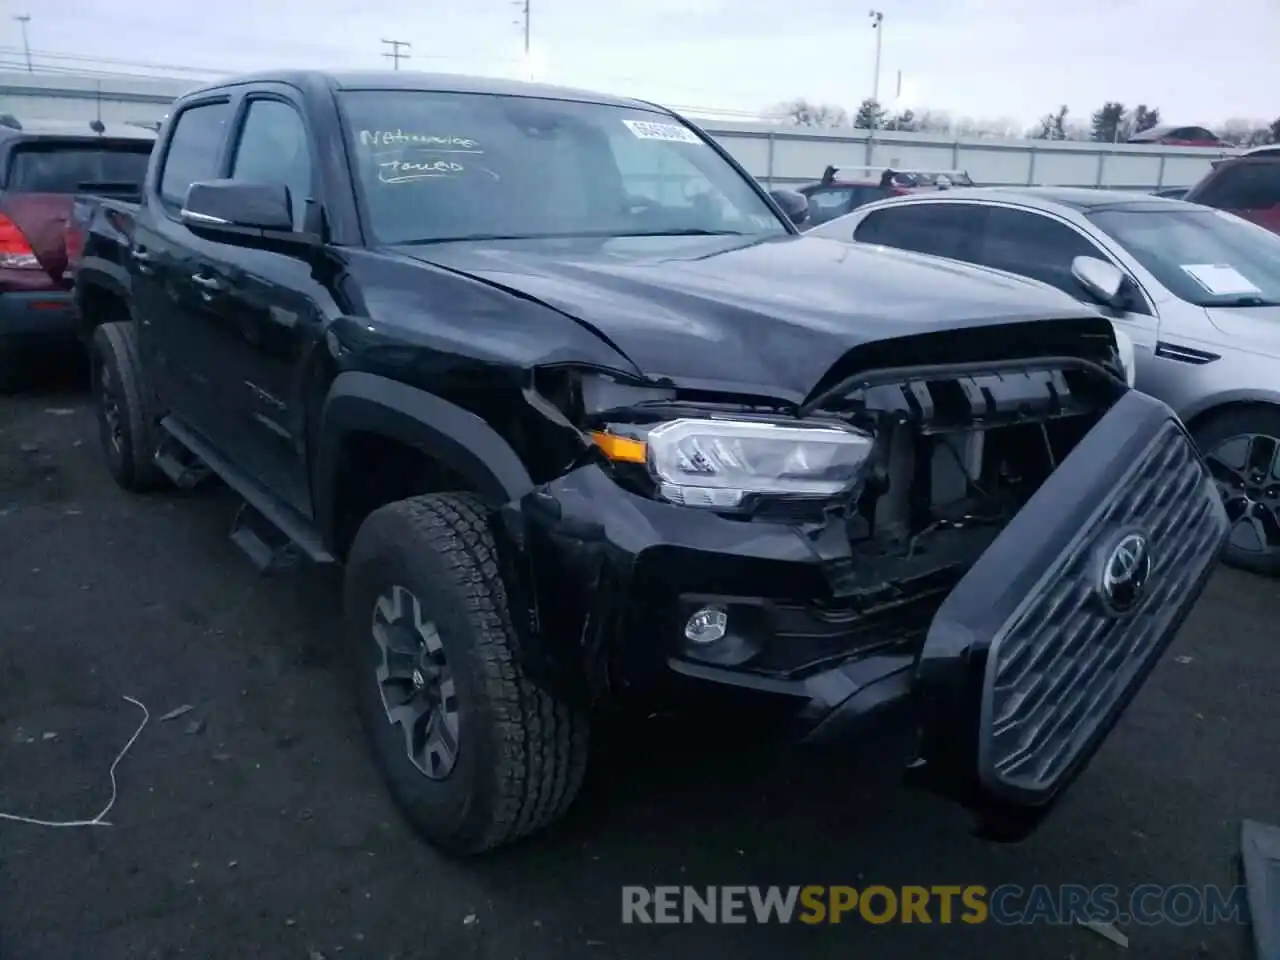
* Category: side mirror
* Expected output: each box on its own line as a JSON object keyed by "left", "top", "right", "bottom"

{"left": 181, "top": 180, "right": 316, "bottom": 252}
{"left": 769, "top": 188, "right": 809, "bottom": 226}
{"left": 1071, "top": 255, "right": 1127, "bottom": 309}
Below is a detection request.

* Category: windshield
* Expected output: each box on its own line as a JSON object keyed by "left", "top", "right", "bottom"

{"left": 6, "top": 141, "right": 152, "bottom": 193}
{"left": 338, "top": 90, "right": 788, "bottom": 245}
{"left": 1088, "top": 207, "right": 1280, "bottom": 307}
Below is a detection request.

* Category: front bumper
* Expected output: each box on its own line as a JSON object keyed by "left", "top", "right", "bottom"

{"left": 517, "top": 389, "right": 1228, "bottom": 828}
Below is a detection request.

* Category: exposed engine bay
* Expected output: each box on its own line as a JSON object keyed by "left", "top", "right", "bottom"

{"left": 533, "top": 324, "right": 1129, "bottom": 679}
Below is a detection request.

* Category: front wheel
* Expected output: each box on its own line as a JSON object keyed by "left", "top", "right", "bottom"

{"left": 343, "top": 492, "right": 589, "bottom": 855}
{"left": 1193, "top": 406, "right": 1280, "bottom": 576}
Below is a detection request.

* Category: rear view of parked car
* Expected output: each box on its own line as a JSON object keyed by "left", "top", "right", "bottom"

{"left": 0, "top": 116, "right": 154, "bottom": 391}
{"left": 1183, "top": 149, "right": 1280, "bottom": 234}
{"left": 807, "top": 187, "right": 1280, "bottom": 575}
{"left": 798, "top": 166, "right": 973, "bottom": 228}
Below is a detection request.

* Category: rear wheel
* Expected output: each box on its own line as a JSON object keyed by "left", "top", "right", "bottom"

{"left": 90, "top": 322, "right": 166, "bottom": 492}
{"left": 1193, "top": 406, "right": 1280, "bottom": 576}
{"left": 344, "top": 492, "right": 589, "bottom": 855}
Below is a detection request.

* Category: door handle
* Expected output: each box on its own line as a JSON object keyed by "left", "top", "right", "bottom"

{"left": 191, "top": 273, "right": 225, "bottom": 292}
{"left": 132, "top": 247, "right": 154, "bottom": 274}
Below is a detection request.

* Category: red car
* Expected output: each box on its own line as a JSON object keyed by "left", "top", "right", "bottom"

{"left": 1126, "top": 124, "right": 1231, "bottom": 148}
{"left": 0, "top": 116, "right": 154, "bottom": 391}
{"left": 798, "top": 165, "right": 974, "bottom": 228}
{"left": 1183, "top": 147, "right": 1280, "bottom": 234}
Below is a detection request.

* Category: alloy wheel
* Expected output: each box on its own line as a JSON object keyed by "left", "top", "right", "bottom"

{"left": 370, "top": 584, "right": 461, "bottom": 780}
{"left": 1204, "top": 432, "right": 1280, "bottom": 559}
{"left": 97, "top": 358, "right": 124, "bottom": 457}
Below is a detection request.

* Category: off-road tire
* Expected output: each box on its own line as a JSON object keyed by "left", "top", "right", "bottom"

{"left": 344, "top": 492, "right": 590, "bottom": 855}
{"left": 90, "top": 322, "right": 166, "bottom": 492}
{"left": 1192, "top": 405, "right": 1280, "bottom": 577}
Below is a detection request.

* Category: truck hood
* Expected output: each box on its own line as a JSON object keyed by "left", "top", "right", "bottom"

{"left": 391, "top": 234, "right": 1101, "bottom": 398}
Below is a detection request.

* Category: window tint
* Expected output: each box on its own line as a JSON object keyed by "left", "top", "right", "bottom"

{"left": 976, "top": 207, "right": 1102, "bottom": 295}
{"left": 7, "top": 143, "right": 151, "bottom": 193}
{"left": 159, "top": 101, "right": 231, "bottom": 208}
{"left": 1192, "top": 163, "right": 1280, "bottom": 212}
{"left": 230, "top": 99, "right": 313, "bottom": 229}
{"left": 851, "top": 203, "right": 975, "bottom": 259}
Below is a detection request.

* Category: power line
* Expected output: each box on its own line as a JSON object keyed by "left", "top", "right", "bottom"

{"left": 381, "top": 38, "right": 411, "bottom": 71}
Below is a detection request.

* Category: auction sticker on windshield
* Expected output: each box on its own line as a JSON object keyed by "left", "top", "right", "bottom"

{"left": 1180, "top": 263, "right": 1262, "bottom": 296}
{"left": 622, "top": 119, "right": 703, "bottom": 144}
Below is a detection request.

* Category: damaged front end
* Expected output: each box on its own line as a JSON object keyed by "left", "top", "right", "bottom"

{"left": 515, "top": 317, "right": 1228, "bottom": 836}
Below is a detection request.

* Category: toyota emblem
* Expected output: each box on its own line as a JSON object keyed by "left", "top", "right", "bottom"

{"left": 1098, "top": 530, "right": 1152, "bottom": 615}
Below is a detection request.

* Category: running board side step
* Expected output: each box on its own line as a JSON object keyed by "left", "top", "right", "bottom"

{"left": 153, "top": 435, "right": 212, "bottom": 489}
{"left": 158, "top": 416, "right": 335, "bottom": 568}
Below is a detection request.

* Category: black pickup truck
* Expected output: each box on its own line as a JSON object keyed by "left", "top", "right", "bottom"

{"left": 73, "top": 69, "right": 1229, "bottom": 856}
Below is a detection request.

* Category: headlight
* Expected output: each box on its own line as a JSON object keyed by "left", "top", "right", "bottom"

{"left": 591, "top": 418, "right": 875, "bottom": 510}
{"left": 1110, "top": 323, "right": 1136, "bottom": 388}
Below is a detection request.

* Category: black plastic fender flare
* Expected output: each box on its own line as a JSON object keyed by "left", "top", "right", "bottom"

{"left": 314, "top": 371, "right": 589, "bottom": 700}
{"left": 314, "top": 372, "right": 535, "bottom": 547}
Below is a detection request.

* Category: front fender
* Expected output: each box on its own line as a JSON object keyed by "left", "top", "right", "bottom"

{"left": 315, "top": 370, "right": 590, "bottom": 701}
{"left": 314, "top": 371, "right": 534, "bottom": 544}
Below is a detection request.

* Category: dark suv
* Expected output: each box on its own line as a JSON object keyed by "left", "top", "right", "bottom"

{"left": 0, "top": 116, "right": 154, "bottom": 390}
{"left": 74, "top": 70, "right": 1227, "bottom": 856}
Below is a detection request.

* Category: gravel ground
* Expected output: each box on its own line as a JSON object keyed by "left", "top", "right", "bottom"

{"left": 1, "top": 380, "right": 1277, "bottom": 960}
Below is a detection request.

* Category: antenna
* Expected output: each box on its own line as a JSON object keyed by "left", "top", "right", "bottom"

{"left": 381, "top": 39, "right": 411, "bottom": 70}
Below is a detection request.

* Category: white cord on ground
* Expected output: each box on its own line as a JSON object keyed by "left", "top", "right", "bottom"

{"left": 0, "top": 695, "right": 150, "bottom": 828}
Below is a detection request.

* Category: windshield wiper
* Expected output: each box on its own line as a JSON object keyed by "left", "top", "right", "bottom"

{"left": 1214, "top": 295, "right": 1280, "bottom": 307}
{"left": 617, "top": 229, "right": 750, "bottom": 237}
{"left": 395, "top": 228, "right": 749, "bottom": 245}
{"left": 395, "top": 232, "right": 586, "bottom": 245}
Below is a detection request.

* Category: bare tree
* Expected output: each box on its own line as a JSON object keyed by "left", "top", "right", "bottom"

{"left": 773, "top": 98, "right": 849, "bottom": 127}
{"left": 913, "top": 109, "right": 953, "bottom": 134}
{"left": 1031, "top": 105, "right": 1071, "bottom": 141}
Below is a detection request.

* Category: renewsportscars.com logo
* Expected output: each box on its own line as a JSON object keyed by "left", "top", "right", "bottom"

{"left": 621, "top": 884, "right": 1250, "bottom": 926}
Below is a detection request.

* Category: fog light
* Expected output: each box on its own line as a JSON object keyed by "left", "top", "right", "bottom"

{"left": 684, "top": 606, "right": 728, "bottom": 645}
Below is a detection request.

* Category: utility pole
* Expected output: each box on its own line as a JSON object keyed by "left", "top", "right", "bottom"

{"left": 513, "top": 0, "right": 532, "bottom": 77}
{"left": 14, "top": 15, "right": 32, "bottom": 73}
{"left": 381, "top": 38, "right": 411, "bottom": 71}
{"left": 523, "top": 0, "right": 531, "bottom": 63}
{"left": 868, "top": 10, "right": 884, "bottom": 103}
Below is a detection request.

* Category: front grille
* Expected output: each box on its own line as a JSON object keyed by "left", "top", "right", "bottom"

{"left": 982, "top": 420, "right": 1226, "bottom": 795}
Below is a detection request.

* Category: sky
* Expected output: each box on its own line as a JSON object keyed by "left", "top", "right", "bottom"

{"left": 4, "top": 0, "right": 1278, "bottom": 128}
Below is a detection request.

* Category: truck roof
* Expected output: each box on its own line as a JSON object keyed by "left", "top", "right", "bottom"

{"left": 182, "top": 69, "right": 663, "bottom": 113}
{"left": 0, "top": 116, "right": 156, "bottom": 141}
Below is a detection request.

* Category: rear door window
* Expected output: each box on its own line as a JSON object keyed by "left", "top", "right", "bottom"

{"left": 804, "top": 187, "right": 856, "bottom": 225}
{"left": 7, "top": 142, "right": 152, "bottom": 193}
{"left": 1191, "top": 163, "right": 1280, "bottom": 212}
{"left": 852, "top": 202, "right": 977, "bottom": 259}
{"left": 805, "top": 186, "right": 887, "bottom": 226}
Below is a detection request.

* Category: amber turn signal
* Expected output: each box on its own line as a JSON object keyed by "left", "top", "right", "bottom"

{"left": 589, "top": 431, "right": 648, "bottom": 464}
